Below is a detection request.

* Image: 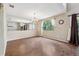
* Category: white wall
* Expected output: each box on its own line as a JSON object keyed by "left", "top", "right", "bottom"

{"left": 7, "top": 30, "right": 36, "bottom": 41}
{"left": 68, "top": 3, "right": 79, "bottom": 15}
{"left": 0, "top": 4, "right": 4, "bottom": 56}
{"left": 0, "top": 4, "right": 7, "bottom": 56}
{"left": 7, "top": 16, "right": 36, "bottom": 41}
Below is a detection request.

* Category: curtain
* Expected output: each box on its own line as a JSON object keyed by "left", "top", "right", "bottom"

{"left": 69, "top": 14, "right": 79, "bottom": 46}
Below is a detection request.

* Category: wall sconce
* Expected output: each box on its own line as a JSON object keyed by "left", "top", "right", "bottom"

{"left": 59, "top": 20, "right": 64, "bottom": 24}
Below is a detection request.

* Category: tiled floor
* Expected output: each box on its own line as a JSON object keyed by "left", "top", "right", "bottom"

{"left": 5, "top": 37, "right": 76, "bottom": 56}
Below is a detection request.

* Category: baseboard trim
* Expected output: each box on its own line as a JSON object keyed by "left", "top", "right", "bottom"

{"left": 40, "top": 36, "right": 69, "bottom": 44}
{"left": 7, "top": 35, "right": 69, "bottom": 45}
{"left": 7, "top": 36, "right": 38, "bottom": 42}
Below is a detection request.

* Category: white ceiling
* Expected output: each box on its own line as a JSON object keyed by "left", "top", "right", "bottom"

{"left": 5, "top": 3, "right": 66, "bottom": 20}
{"left": 67, "top": 3, "right": 79, "bottom": 14}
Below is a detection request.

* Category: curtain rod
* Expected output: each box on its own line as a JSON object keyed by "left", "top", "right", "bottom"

{"left": 68, "top": 13, "right": 79, "bottom": 17}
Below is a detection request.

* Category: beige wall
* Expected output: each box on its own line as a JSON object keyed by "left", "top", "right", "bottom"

{"left": 35, "top": 20, "right": 41, "bottom": 36}
{"left": 40, "top": 13, "right": 70, "bottom": 42}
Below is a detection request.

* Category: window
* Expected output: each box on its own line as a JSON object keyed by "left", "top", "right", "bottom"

{"left": 42, "top": 19, "right": 55, "bottom": 31}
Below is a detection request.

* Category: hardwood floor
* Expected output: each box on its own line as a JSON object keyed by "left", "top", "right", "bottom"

{"left": 5, "top": 37, "right": 76, "bottom": 56}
